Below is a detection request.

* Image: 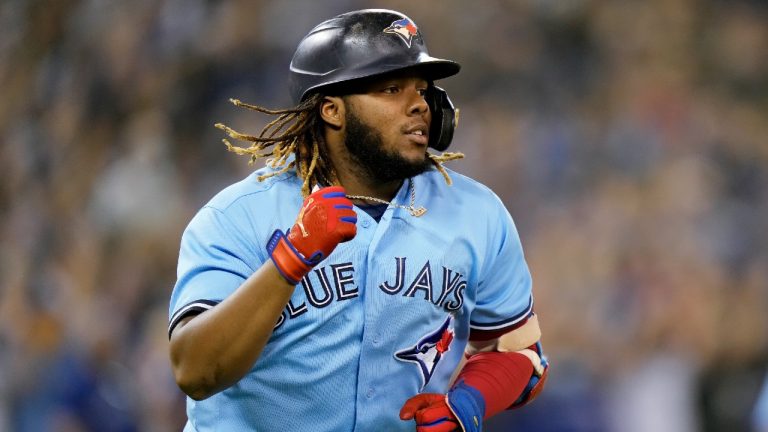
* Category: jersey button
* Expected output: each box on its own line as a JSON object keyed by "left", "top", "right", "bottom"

{"left": 361, "top": 219, "right": 371, "bottom": 228}
{"left": 366, "top": 388, "right": 375, "bottom": 398}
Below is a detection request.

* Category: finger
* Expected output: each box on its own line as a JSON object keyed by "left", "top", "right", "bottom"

{"left": 400, "top": 394, "right": 444, "bottom": 420}
{"left": 399, "top": 400, "right": 421, "bottom": 420}
{"left": 339, "top": 216, "right": 357, "bottom": 225}
{"left": 335, "top": 208, "right": 358, "bottom": 223}
{"left": 336, "top": 210, "right": 358, "bottom": 240}
{"left": 414, "top": 401, "right": 453, "bottom": 426}
{"left": 325, "top": 194, "right": 352, "bottom": 203}
{"left": 400, "top": 396, "right": 431, "bottom": 420}
{"left": 337, "top": 227, "right": 357, "bottom": 243}
{"left": 325, "top": 208, "right": 357, "bottom": 234}
{"left": 312, "top": 185, "right": 344, "bottom": 194}
{"left": 319, "top": 187, "right": 346, "bottom": 199}
{"left": 327, "top": 200, "right": 355, "bottom": 212}
{"left": 416, "top": 419, "right": 460, "bottom": 432}
{"left": 333, "top": 203, "right": 354, "bottom": 211}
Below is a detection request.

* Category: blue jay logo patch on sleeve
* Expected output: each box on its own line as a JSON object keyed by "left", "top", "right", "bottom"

{"left": 395, "top": 317, "right": 454, "bottom": 390}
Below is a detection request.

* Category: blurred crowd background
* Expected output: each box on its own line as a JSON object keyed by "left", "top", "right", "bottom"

{"left": 1, "top": 0, "right": 767, "bottom": 431}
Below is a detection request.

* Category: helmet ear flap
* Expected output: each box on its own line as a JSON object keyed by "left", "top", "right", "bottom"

{"left": 427, "top": 85, "right": 458, "bottom": 151}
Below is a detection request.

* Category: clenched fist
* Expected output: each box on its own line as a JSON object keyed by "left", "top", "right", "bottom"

{"left": 400, "top": 381, "right": 485, "bottom": 432}
{"left": 267, "top": 186, "right": 357, "bottom": 284}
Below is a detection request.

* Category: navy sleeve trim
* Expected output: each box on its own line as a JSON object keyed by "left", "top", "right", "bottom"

{"left": 469, "top": 312, "right": 534, "bottom": 341}
{"left": 168, "top": 299, "right": 220, "bottom": 338}
{"left": 469, "top": 294, "right": 533, "bottom": 331}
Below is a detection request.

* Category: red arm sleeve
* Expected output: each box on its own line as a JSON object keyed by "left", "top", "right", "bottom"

{"left": 455, "top": 341, "right": 549, "bottom": 418}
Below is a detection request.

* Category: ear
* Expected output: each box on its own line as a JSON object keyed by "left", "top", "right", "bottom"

{"left": 320, "top": 96, "right": 344, "bottom": 129}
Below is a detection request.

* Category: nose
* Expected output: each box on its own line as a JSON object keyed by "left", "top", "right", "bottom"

{"left": 407, "top": 88, "right": 429, "bottom": 117}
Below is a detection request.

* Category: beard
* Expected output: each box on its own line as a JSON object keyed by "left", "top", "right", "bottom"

{"left": 343, "top": 111, "right": 431, "bottom": 183}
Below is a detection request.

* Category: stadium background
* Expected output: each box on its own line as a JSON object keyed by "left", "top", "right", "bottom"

{"left": 1, "top": 0, "right": 766, "bottom": 431}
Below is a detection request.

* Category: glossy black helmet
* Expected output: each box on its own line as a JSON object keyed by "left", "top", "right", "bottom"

{"left": 289, "top": 9, "right": 460, "bottom": 103}
{"left": 288, "top": 9, "right": 461, "bottom": 150}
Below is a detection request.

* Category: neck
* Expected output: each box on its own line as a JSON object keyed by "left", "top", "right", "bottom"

{"left": 335, "top": 168, "right": 403, "bottom": 201}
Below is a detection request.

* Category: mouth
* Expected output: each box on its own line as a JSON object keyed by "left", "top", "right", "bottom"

{"left": 403, "top": 124, "right": 429, "bottom": 146}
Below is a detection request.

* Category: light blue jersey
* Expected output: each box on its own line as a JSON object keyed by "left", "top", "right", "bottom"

{"left": 169, "top": 166, "right": 534, "bottom": 431}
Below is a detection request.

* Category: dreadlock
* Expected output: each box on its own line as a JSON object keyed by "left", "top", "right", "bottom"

{"left": 215, "top": 95, "right": 464, "bottom": 197}
{"left": 214, "top": 94, "right": 330, "bottom": 197}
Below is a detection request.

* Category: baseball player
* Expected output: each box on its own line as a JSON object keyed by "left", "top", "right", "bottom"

{"left": 168, "top": 9, "right": 548, "bottom": 432}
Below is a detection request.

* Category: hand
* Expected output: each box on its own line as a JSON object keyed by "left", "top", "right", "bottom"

{"left": 399, "top": 381, "right": 485, "bottom": 432}
{"left": 400, "top": 393, "right": 458, "bottom": 432}
{"left": 267, "top": 186, "right": 357, "bottom": 284}
{"left": 287, "top": 186, "right": 357, "bottom": 261}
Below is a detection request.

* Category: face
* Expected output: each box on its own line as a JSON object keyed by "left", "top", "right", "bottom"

{"left": 341, "top": 72, "right": 433, "bottom": 183}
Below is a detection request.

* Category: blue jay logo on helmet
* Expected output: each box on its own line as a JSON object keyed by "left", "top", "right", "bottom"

{"left": 383, "top": 18, "right": 419, "bottom": 47}
{"left": 395, "top": 316, "right": 455, "bottom": 390}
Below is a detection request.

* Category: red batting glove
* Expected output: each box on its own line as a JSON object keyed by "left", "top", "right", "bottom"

{"left": 267, "top": 186, "right": 357, "bottom": 284}
{"left": 400, "top": 394, "right": 460, "bottom": 432}
{"left": 400, "top": 381, "right": 485, "bottom": 432}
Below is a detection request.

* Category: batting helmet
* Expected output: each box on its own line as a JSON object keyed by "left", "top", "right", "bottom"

{"left": 288, "top": 9, "right": 461, "bottom": 151}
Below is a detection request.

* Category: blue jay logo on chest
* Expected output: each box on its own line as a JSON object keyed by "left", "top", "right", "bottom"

{"left": 394, "top": 317, "right": 455, "bottom": 390}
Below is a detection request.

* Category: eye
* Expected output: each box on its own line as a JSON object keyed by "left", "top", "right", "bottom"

{"left": 417, "top": 88, "right": 428, "bottom": 97}
{"left": 382, "top": 86, "right": 400, "bottom": 94}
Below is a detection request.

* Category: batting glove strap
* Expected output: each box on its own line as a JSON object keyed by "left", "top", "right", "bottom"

{"left": 446, "top": 381, "right": 486, "bottom": 432}
{"left": 267, "top": 229, "right": 315, "bottom": 285}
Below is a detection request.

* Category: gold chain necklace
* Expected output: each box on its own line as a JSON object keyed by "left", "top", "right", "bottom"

{"left": 346, "top": 178, "right": 427, "bottom": 217}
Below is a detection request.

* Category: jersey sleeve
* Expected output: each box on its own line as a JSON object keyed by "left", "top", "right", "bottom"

{"left": 469, "top": 196, "right": 534, "bottom": 342}
{"left": 168, "top": 205, "right": 262, "bottom": 337}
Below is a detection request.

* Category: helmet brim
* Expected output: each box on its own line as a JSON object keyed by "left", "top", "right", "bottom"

{"left": 298, "top": 57, "right": 460, "bottom": 101}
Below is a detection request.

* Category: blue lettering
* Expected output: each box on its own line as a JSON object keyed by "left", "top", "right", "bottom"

{"left": 285, "top": 298, "right": 308, "bottom": 318}
{"left": 380, "top": 257, "right": 407, "bottom": 294}
{"left": 302, "top": 268, "right": 334, "bottom": 308}
{"left": 436, "top": 267, "right": 462, "bottom": 307}
{"left": 332, "top": 262, "right": 358, "bottom": 300}
{"left": 445, "top": 281, "right": 466, "bottom": 312}
{"left": 404, "top": 261, "right": 433, "bottom": 302}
